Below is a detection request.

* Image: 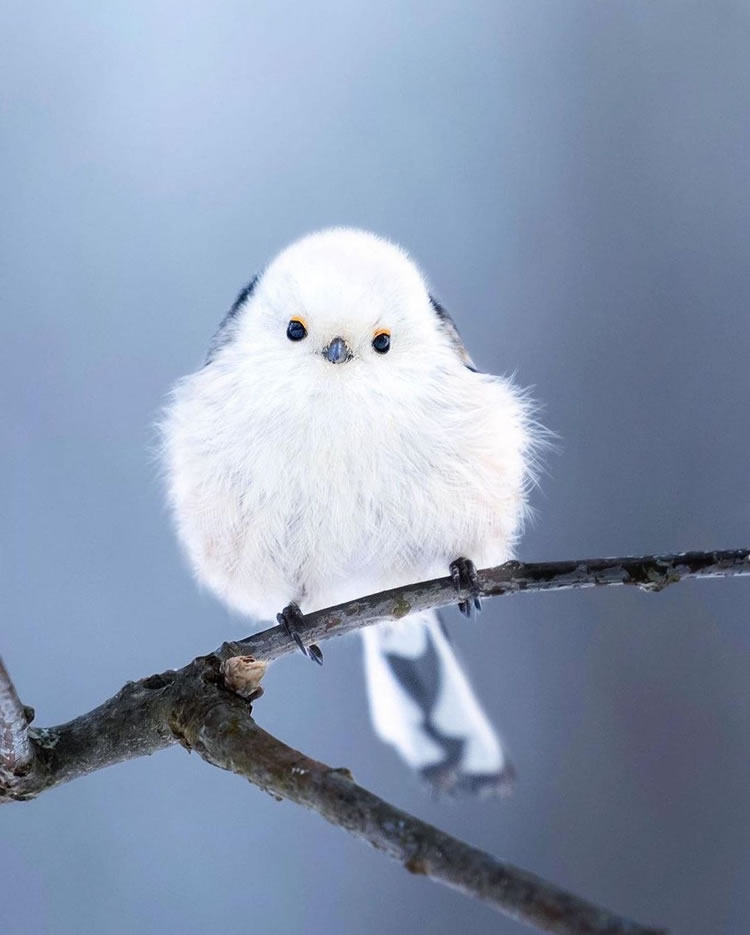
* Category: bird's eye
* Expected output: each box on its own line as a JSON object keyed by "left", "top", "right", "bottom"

{"left": 372, "top": 329, "right": 391, "bottom": 354}
{"left": 286, "top": 317, "right": 307, "bottom": 341}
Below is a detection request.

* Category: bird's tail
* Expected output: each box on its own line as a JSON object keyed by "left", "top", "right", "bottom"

{"left": 361, "top": 610, "right": 514, "bottom": 796}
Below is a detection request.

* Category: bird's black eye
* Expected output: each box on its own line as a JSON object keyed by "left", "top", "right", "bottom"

{"left": 287, "top": 317, "right": 307, "bottom": 341}
{"left": 372, "top": 330, "right": 391, "bottom": 354}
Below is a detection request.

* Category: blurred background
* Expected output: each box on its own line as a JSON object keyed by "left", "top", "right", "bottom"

{"left": 2, "top": 3, "right": 750, "bottom": 933}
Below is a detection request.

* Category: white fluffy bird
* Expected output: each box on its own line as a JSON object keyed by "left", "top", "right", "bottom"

{"left": 162, "top": 228, "right": 538, "bottom": 794}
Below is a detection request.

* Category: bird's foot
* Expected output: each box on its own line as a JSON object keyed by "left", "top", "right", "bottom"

{"left": 449, "top": 557, "right": 482, "bottom": 618}
{"left": 276, "top": 602, "right": 323, "bottom": 664}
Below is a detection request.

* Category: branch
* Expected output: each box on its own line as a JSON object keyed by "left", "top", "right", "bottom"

{"left": 170, "top": 661, "right": 665, "bottom": 935}
{"left": 0, "top": 656, "right": 665, "bottom": 933}
{"left": 4, "top": 549, "right": 743, "bottom": 931}
{"left": 5, "top": 549, "right": 747, "bottom": 799}
{"left": 222, "top": 549, "right": 750, "bottom": 663}
{"left": 0, "top": 657, "right": 34, "bottom": 787}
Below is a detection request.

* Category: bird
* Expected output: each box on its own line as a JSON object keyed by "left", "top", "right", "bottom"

{"left": 161, "top": 228, "right": 539, "bottom": 795}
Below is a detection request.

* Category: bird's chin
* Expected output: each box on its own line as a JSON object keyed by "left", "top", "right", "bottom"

{"left": 313, "top": 356, "right": 359, "bottom": 378}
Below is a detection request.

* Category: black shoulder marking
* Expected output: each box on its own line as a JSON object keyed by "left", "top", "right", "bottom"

{"left": 429, "top": 294, "right": 477, "bottom": 372}
{"left": 429, "top": 295, "right": 454, "bottom": 328}
{"left": 229, "top": 275, "right": 261, "bottom": 318}
{"left": 205, "top": 274, "right": 260, "bottom": 364}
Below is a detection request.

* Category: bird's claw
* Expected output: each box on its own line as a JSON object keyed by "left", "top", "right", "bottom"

{"left": 277, "top": 602, "right": 323, "bottom": 664}
{"left": 449, "top": 557, "right": 482, "bottom": 618}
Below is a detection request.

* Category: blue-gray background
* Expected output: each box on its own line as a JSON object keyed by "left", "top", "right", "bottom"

{"left": 2, "top": 3, "right": 749, "bottom": 933}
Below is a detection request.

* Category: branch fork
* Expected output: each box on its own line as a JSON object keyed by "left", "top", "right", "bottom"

{"left": 5, "top": 549, "right": 746, "bottom": 933}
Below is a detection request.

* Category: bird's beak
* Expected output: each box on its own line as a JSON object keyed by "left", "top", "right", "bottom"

{"left": 324, "top": 337, "right": 352, "bottom": 364}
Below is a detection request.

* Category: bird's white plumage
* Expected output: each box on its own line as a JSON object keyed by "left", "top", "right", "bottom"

{"left": 162, "top": 228, "right": 537, "bottom": 792}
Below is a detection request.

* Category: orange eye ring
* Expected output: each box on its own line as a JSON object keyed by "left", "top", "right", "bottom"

{"left": 372, "top": 328, "right": 391, "bottom": 354}
{"left": 286, "top": 316, "right": 308, "bottom": 341}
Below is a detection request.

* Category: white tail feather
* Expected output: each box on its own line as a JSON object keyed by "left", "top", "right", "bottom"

{"left": 361, "top": 611, "right": 514, "bottom": 795}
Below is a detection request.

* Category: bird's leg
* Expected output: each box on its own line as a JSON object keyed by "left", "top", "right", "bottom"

{"left": 449, "top": 557, "right": 482, "bottom": 618}
{"left": 276, "top": 602, "right": 323, "bottom": 665}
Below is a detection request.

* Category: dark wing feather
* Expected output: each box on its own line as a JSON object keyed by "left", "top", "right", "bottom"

{"left": 429, "top": 295, "right": 477, "bottom": 371}
{"left": 205, "top": 274, "right": 260, "bottom": 364}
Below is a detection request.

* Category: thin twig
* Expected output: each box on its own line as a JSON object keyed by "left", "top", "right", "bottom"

{"left": 0, "top": 657, "right": 34, "bottom": 783}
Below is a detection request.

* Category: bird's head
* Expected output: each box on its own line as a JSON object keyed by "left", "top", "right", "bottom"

{"left": 217, "top": 229, "right": 461, "bottom": 393}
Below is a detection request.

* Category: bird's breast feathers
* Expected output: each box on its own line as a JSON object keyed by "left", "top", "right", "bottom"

{"left": 164, "top": 358, "right": 532, "bottom": 621}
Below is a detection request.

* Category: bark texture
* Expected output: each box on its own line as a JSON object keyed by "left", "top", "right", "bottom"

{"left": 4, "top": 549, "right": 738, "bottom": 932}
